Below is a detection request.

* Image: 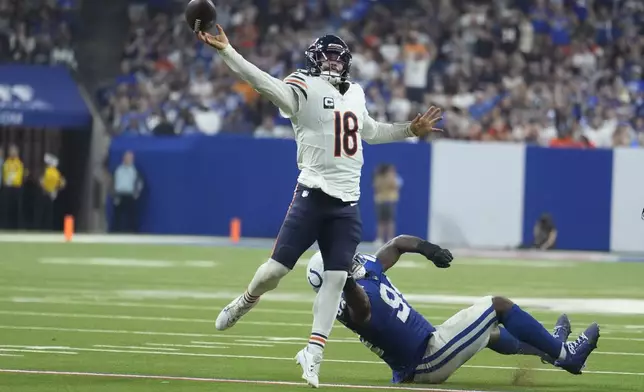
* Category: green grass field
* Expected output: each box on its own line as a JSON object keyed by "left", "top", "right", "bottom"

{"left": 0, "top": 240, "right": 643, "bottom": 392}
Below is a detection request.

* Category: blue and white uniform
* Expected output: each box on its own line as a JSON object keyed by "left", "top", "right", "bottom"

{"left": 332, "top": 254, "right": 498, "bottom": 384}
{"left": 337, "top": 254, "right": 435, "bottom": 382}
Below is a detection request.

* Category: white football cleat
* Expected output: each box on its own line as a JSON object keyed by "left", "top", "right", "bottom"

{"left": 215, "top": 295, "right": 259, "bottom": 331}
{"left": 295, "top": 347, "right": 322, "bottom": 388}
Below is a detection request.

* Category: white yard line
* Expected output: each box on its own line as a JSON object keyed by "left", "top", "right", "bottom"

{"left": 0, "top": 310, "right": 316, "bottom": 327}
{"left": 92, "top": 345, "right": 179, "bottom": 351}
{"left": 1, "top": 346, "right": 385, "bottom": 364}
{"left": 5, "top": 287, "right": 644, "bottom": 314}
{"left": 0, "top": 348, "right": 77, "bottom": 355}
{"left": 39, "top": 258, "right": 218, "bottom": 268}
{"left": 0, "top": 310, "right": 212, "bottom": 323}
{"left": 596, "top": 351, "right": 644, "bottom": 357}
{"left": 457, "top": 364, "right": 644, "bottom": 376}
{"left": 3, "top": 297, "right": 317, "bottom": 314}
{"left": 1, "top": 325, "right": 642, "bottom": 345}
{"left": 1, "top": 341, "right": 644, "bottom": 377}
{"left": 233, "top": 339, "right": 304, "bottom": 346}
{"left": 147, "top": 343, "right": 230, "bottom": 349}
{"left": 0, "top": 286, "right": 107, "bottom": 294}
{"left": 0, "top": 325, "right": 334, "bottom": 339}
{"left": 602, "top": 337, "right": 644, "bottom": 342}
{"left": 0, "top": 368, "right": 498, "bottom": 392}
{"left": 1, "top": 297, "right": 472, "bottom": 312}
{"left": 0, "top": 310, "right": 642, "bottom": 335}
{"left": 0, "top": 345, "right": 642, "bottom": 378}
{"left": 150, "top": 342, "right": 274, "bottom": 348}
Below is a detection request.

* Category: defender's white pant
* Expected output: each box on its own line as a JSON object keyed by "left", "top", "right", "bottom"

{"left": 413, "top": 296, "right": 498, "bottom": 384}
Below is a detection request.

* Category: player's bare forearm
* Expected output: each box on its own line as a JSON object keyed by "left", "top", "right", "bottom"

{"left": 217, "top": 46, "right": 299, "bottom": 115}
{"left": 374, "top": 235, "right": 424, "bottom": 270}
{"left": 343, "top": 276, "right": 371, "bottom": 324}
{"left": 375, "top": 235, "right": 452, "bottom": 271}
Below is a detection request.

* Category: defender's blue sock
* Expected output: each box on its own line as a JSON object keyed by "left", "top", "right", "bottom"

{"left": 488, "top": 327, "right": 547, "bottom": 357}
{"left": 488, "top": 327, "right": 520, "bottom": 355}
{"left": 500, "top": 304, "right": 565, "bottom": 360}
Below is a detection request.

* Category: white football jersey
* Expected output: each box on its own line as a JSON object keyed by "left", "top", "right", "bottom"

{"left": 216, "top": 45, "right": 413, "bottom": 202}
{"left": 281, "top": 71, "right": 368, "bottom": 202}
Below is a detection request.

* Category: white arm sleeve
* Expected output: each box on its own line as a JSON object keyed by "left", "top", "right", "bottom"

{"left": 218, "top": 45, "right": 302, "bottom": 117}
{"left": 362, "top": 115, "right": 415, "bottom": 144}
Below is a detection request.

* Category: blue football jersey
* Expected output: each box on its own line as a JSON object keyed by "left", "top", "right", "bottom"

{"left": 337, "top": 254, "right": 436, "bottom": 383}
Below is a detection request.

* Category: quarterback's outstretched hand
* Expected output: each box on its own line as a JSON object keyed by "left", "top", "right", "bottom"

{"left": 410, "top": 106, "right": 443, "bottom": 137}
{"left": 196, "top": 24, "right": 229, "bottom": 50}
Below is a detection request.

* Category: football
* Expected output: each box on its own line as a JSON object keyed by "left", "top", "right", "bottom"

{"left": 185, "top": 0, "right": 217, "bottom": 32}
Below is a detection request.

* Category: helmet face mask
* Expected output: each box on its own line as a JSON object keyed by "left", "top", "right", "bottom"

{"left": 319, "top": 53, "right": 345, "bottom": 76}
{"left": 350, "top": 253, "right": 367, "bottom": 280}
{"left": 305, "top": 35, "right": 352, "bottom": 85}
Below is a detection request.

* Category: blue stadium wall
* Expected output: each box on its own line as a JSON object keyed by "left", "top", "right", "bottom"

{"left": 110, "top": 136, "right": 644, "bottom": 253}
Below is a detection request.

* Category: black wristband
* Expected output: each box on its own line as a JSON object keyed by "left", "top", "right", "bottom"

{"left": 344, "top": 275, "right": 357, "bottom": 291}
{"left": 416, "top": 240, "right": 441, "bottom": 257}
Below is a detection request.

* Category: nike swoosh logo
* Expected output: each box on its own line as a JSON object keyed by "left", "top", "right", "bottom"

{"left": 350, "top": 203, "right": 358, "bottom": 207}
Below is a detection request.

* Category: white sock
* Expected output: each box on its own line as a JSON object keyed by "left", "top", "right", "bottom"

{"left": 243, "top": 259, "right": 290, "bottom": 303}
{"left": 307, "top": 270, "right": 347, "bottom": 355}
{"left": 558, "top": 343, "right": 567, "bottom": 361}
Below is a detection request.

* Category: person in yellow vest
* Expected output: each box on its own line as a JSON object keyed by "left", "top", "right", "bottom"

{"left": 373, "top": 164, "right": 402, "bottom": 247}
{"left": 38, "top": 153, "right": 66, "bottom": 231}
{"left": 2, "top": 145, "right": 25, "bottom": 229}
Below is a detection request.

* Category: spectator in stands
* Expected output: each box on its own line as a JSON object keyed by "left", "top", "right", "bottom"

{"left": 189, "top": 63, "right": 214, "bottom": 100}
{"left": 388, "top": 86, "right": 412, "bottom": 123}
{"left": 254, "top": 116, "right": 292, "bottom": 139}
{"left": 176, "top": 109, "right": 200, "bottom": 134}
{"left": 635, "top": 117, "right": 644, "bottom": 146}
{"left": 121, "top": 117, "right": 147, "bottom": 135}
{"left": 37, "top": 153, "right": 65, "bottom": 231}
{"left": 9, "top": 22, "right": 35, "bottom": 62}
{"left": 496, "top": 11, "right": 521, "bottom": 55}
{"left": 613, "top": 123, "right": 635, "bottom": 147}
{"left": 403, "top": 31, "right": 433, "bottom": 103}
{"left": 583, "top": 114, "right": 607, "bottom": 147}
{"left": 222, "top": 108, "right": 253, "bottom": 135}
{"left": 51, "top": 34, "right": 78, "bottom": 69}
{"left": 151, "top": 111, "right": 176, "bottom": 136}
{"left": 111, "top": 151, "right": 143, "bottom": 233}
{"left": 373, "top": 164, "right": 401, "bottom": 247}
{"left": 0, "top": 0, "right": 11, "bottom": 34}
{"left": 2, "top": 145, "right": 25, "bottom": 229}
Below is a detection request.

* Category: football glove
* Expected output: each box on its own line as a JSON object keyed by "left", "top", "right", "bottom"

{"left": 429, "top": 248, "right": 453, "bottom": 268}
{"left": 417, "top": 240, "right": 453, "bottom": 268}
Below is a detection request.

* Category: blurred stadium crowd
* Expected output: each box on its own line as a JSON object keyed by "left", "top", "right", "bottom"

{"left": 4, "top": 0, "right": 644, "bottom": 148}
{"left": 0, "top": 0, "right": 78, "bottom": 68}
{"left": 98, "top": 0, "right": 644, "bottom": 148}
